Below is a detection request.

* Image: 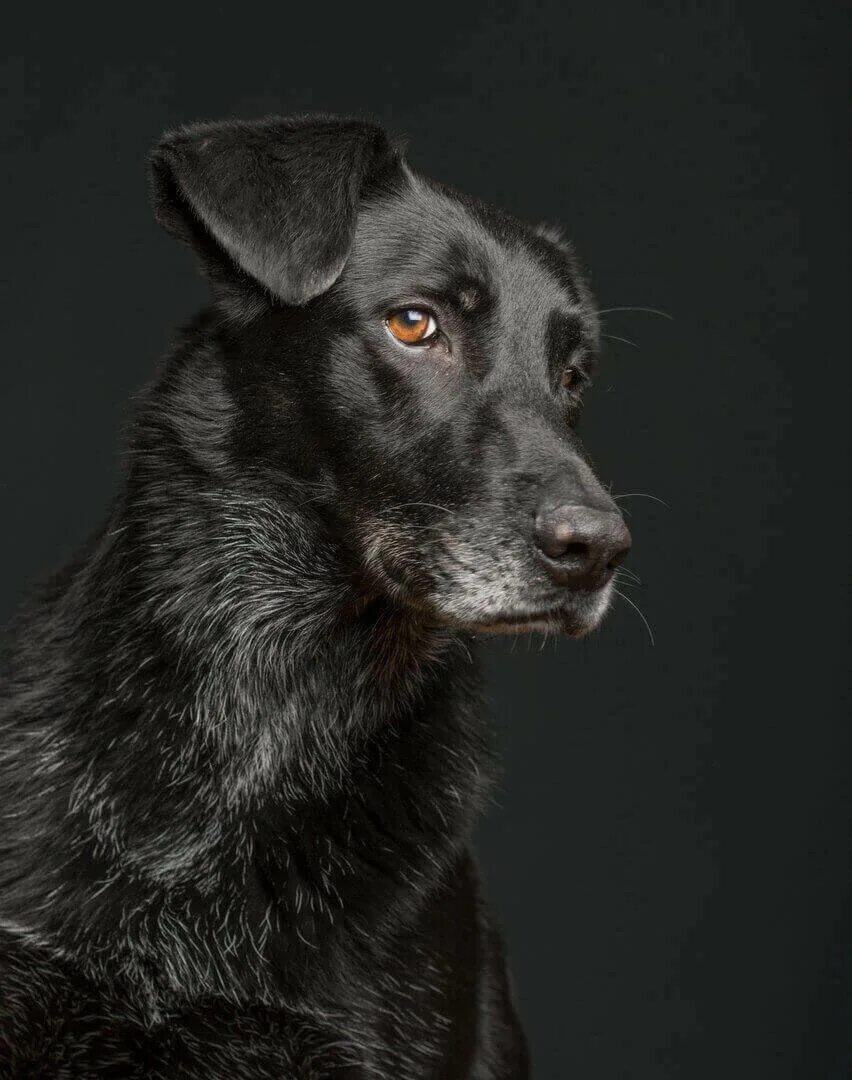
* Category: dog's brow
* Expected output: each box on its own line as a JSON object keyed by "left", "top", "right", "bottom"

{"left": 550, "top": 312, "right": 587, "bottom": 341}
{"left": 429, "top": 273, "right": 491, "bottom": 317}
{"left": 546, "top": 311, "right": 595, "bottom": 372}
{"left": 457, "top": 285, "right": 483, "bottom": 312}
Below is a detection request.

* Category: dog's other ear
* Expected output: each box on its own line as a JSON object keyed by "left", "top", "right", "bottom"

{"left": 150, "top": 116, "right": 402, "bottom": 306}
{"left": 535, "top": 222, "right": 575, "bottom": 257}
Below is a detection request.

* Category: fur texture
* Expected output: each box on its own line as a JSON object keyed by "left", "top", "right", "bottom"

{"left": 0, "top": 115, "right": 625, "bottom": 1077}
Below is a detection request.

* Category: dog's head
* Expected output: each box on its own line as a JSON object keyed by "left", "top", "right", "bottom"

{"left": 151, "top": 116, "right": 630, "bottom": 638}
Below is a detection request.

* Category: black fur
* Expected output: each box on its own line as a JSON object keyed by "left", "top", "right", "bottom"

{"left": 0, "top": 115, "right": 625, "bottom": 1077}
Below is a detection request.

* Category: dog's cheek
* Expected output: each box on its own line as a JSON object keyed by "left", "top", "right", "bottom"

{"left": 354, "top": 518, "right": 440, "bottom": 604}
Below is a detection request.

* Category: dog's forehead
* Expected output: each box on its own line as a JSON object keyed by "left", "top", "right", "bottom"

{"left": 345, "top": 173, "right": 591, "bottom": 326}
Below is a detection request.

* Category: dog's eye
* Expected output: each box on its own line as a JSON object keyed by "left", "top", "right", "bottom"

{"left": 385, "top": 308, "right": 439, "bottom": 347}
{"left": 561, "top": 369, "right": 577, "bottom": 389}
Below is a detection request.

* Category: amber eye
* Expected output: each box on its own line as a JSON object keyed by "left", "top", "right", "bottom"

{"left": 385, "top": 308, "right": 439, "bottom": 347}
{"left": 561, "top": 368, "right": 576, "bottom": 389}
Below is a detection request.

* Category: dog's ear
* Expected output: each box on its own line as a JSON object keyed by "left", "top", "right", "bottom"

{"left": 150, "top": 116, "right": 402, "bottom": 306}
{"left": 535, "top": 222, "right": 575, "bottom": 257}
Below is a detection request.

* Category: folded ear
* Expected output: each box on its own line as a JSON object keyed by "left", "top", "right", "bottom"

{"left": 150, "top": 115, "right": 402, "bottom": 306}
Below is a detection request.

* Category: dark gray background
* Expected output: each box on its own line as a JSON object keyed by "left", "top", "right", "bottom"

{"left": 2, "top": 3, "right": 847, "bottom": 1077}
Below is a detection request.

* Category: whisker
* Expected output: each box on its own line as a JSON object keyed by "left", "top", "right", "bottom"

{"left": 614, "top": 568, "right": 642, "bottom": 586}
{"left": 614, "top": 564, "right": 642, "bottom": 582}
{"left": 613, "top": 577, "right": 641, "bottom": 591}
{"left": 613, "top": 492, "right": 670, "bottom": 509}
{"left": 613, "top": 588, "right": 656, "bottom": 646}
{"left": 601, "top": 333, "right": 639, "bottom": 348}
{"left": 382, "top": 501, "right": 455, "bottom": 516}
{"left": 597, "top": 306, "right": 674, "bottom": 320}
{"left": 376, "top": 521, "right": 444, "bottom": 534}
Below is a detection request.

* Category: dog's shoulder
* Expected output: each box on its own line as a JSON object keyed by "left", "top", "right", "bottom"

{"left": 0, "top": 935, "right": 291, "bottom": 1076}
{"left": 0, "top": 931, "right": 147, "bottom": 1075}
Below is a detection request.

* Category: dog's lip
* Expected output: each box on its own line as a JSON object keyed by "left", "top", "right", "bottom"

{"left": 477, "top": 609, "right": 562, "bottom": 626}
{"left": 455, "top": 598, "right": 600, "bottom": 636}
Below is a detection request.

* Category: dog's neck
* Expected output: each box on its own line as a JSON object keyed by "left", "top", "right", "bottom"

{"left": 0, "top": 332, "right": 492, "bottom": 1014}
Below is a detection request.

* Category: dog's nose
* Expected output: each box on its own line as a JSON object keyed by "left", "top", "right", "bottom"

{"left": 534, "top": 503, "right": 631, "bottom": 589}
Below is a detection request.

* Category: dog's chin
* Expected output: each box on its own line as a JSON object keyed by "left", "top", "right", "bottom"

{"left": 466, "top": 607, "right": 598, "bottom": 639}
{"left": 469, "top": 613, "right": 591, "bottom": 638}
{"left": 437, "top": 583, "right": 615, "bottom": 639}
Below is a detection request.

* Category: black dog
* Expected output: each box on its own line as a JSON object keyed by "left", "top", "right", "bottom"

{"left": 0, "top": 116, "right": 630, "bottom": 1077}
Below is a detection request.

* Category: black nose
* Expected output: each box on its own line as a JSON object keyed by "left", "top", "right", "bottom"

{"left": 534, "top": 503, "right": 631, "bottom": 589}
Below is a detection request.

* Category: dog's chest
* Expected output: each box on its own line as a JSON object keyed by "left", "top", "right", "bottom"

{"left": 2, "top": 862, "right": 483, "bottom": 1078}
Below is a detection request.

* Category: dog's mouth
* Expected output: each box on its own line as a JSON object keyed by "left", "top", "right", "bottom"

{"left": 451, "top": 585, "right": 614, "bottom": 639}
{"left": 464, "top": 609, "right": 590, "bottom": 638}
